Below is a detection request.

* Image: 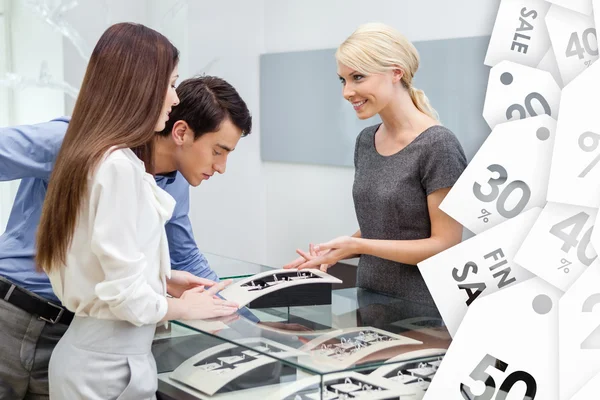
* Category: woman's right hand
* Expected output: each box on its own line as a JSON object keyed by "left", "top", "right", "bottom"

{"left": 179, "top": 279, "right": 239, "bottom": 320}
{"left": 283, "top": 243, "right": 332, "bottom": 272}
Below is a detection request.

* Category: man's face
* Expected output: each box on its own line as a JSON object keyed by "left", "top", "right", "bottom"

{"left": 175, "top": 118, "right": 242, "bottom": 186}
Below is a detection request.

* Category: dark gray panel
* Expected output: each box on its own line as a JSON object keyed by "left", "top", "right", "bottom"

{"left": 260, "top": 36, "right": 491, "bottom": 166}
{"left": 412, "top": 36, "right": 491, "bottom": 161}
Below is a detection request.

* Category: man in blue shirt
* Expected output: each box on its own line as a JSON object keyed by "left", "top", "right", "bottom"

{"left": 0, "top": 75, "right": 252, "bottom": 399}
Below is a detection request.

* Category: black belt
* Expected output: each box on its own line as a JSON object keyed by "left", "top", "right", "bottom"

{"left": 0, "top": 279, "right": 74, "bottom": 325}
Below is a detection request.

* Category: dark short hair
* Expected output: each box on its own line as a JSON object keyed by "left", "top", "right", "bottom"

{"left": 160, "top": 75, "right": 252, "bottom": 139}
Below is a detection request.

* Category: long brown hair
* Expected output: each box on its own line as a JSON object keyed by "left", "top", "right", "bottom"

{"left": 36, "top": 22, "right": 179, "bottom": 272}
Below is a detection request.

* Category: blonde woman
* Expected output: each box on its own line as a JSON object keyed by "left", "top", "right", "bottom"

{"left": 285, "top": 23, "right": 466, "bottom": 305}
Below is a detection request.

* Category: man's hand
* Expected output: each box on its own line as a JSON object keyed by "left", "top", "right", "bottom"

{"left": 167, "top": 270, "right": 216, "bottom": 298}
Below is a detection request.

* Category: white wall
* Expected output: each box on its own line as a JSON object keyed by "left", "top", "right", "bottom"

{"left": 0, "top": 2, "right": 14, "bottom": 233}
{"left": 62, "top": 0, "right": 151, "bottom": 113}
{"left": 10, "top": 0, "right": 65, "bottom": 124}
{"left": 48, "top": 0, "right": 269, "bottom": 266}
{"left": 185, "top": 0, "right": 268, "bottom": 265}
{"left": 0, "top": 0, "right": 65, "bottom": 233}
{"left": 3, "top": 0, "right": 503, "bottom": 265}
{"left": 181, "top": 0, "right": 502, "bottom": 268}
{"left": 61, "top": 0, "right": 188, "bottom": 91}
{"left": 264, "top": 0, "right": 501, "bottom": 51}
{"left": 61, "top": 0, "right": 189, "bottom": 110}
{"left": 260, "top": 0, "right": 501, "bottom": 267}
{"left": 0, "top": 0, "right": 10, "bottom": 127}
{"left": 147, "top": 0, "right": 189, "bottom": 80}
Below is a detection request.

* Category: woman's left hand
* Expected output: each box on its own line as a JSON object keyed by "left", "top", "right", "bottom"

{"left": 296, "top": 236, "right": 359, "bottom": 271}
{"left": 167, "top": 270, "right": 216, "bottom": 298}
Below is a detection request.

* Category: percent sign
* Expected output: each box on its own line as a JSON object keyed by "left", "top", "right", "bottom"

{"left": 578, "top": 131, "right": 600, "bottom": 177}
{"left": 478, "top": 209, "right": 492, "bottom": 223}
{"left": 558, "top": 258, "right": 572, "bottom": 273}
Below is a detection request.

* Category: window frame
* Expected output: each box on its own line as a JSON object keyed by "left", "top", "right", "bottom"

{"left": 0, "top": 0, "right": 18, "bottom": 234}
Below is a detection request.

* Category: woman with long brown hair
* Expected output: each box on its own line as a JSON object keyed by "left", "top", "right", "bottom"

{"left": 36, "top": 23, "right": 238, "bottom": 399}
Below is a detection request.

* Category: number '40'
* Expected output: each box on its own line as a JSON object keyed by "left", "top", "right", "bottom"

{"left": 549, "top": 212, "right": 597, "bottom": 266}
{"left": 565, "top": 28, "right": 598, "bottom": 60}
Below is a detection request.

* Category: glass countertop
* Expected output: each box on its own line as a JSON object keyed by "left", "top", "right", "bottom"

{"left": 172, "top": 287, "right": 451, "bottom": 376}
{"left": 205, "top": 252, "right": 276, "bottom": 280}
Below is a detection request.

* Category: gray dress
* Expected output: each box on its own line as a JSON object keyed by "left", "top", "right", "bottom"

{"left": 353, "top": 124, "right": 467, "bottom": 305}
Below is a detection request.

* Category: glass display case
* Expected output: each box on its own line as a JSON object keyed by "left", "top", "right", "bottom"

{"left": 153, "top": 254, "right": 451, "bottom": 400}
{"left": 204, "top": 252, "right": 276, "bottom": 280}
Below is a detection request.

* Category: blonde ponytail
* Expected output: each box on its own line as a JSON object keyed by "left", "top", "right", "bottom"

{"left": 409, "top": 86, "right": 439, "bottom": 121}
{"left": 336, "top": 22, "right": 439, "bottom": 122}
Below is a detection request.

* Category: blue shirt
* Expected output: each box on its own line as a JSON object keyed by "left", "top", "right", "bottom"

{"left": 0, "top": 117, "right": 218, "bottom": 303}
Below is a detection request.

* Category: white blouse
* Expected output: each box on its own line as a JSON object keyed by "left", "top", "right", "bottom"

{"left": 48, "top": 148, "right": 176, "bottom": 327}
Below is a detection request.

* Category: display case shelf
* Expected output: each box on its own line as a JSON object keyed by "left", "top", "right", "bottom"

{"left": 153, "top": 253, "right": 450, "bottom": 400}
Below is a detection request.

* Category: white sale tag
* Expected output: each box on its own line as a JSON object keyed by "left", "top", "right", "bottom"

{"left": 484, "top": 0, "right": 552, "bottom": 68}
{"left": 418, "top": 208, "right": 540, "bottom": 337}
{"left": 547, "top": 61, "right": 600, "bottom": 208}
{"left": 515, "top": 202, "right": 598, "bottom": 292}
{"left": 595, "top": 1, "right": 600, "bottom": 46}
{"left": 424, "top": 278, "right": 561, "bottom": 400}
{"left": 558, "top": 259, "right": 600, "bottom": 400}
{"left": 483, "top": 60, "right": 562, "bottom": 130}
{"left": 570, "top": 370, "right": 600, "bottom": 400}
{"left": 440, "top": 115, "right": 555, "bottom": 234}
{"left": 546, "top": 4, "right": 598, "bottom": 86}
{"left": 545, "top": 0, "right": 593, "bottom": 16}
{"left": 537, "top": 47, "right": 564, "bottom": 87}
{"left": 580, "top": 209, "right": 600, "bottom": 255}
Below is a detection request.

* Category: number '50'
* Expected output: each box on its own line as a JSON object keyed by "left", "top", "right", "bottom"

{"left": 460, "top": 354, "right": 537, "bottom": 400}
